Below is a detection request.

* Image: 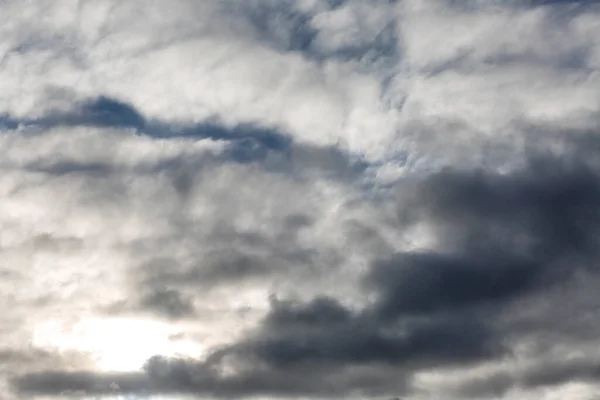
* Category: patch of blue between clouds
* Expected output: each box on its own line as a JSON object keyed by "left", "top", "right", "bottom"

{"left": 224, "top": 0, "right": 400, "bottom": 72}
{"left": 0, "top": 96, "right": 401, "bottom": 192}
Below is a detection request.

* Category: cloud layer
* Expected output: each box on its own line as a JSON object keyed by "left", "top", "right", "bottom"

{"left": 2, "top": 0, "right": 600, "bottom": 399}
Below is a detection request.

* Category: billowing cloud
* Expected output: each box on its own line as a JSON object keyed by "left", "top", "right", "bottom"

{"left": 2, "top": 0, "right": 600, "bottom": 400}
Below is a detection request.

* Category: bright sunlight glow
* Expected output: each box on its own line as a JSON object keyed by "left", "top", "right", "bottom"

{"left": 33, "top": 317, "right": 204, "bottom": 372}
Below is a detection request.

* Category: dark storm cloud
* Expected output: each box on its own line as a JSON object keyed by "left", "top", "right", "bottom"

{"left": 140, "top": 354, "right": 408, "bottom": 397}
{"left": 16, "top": 135, "right": 600, "bottom": 398}
{"left": 2, "top": 0, "right": 600, "bottom": 397}
{"left": 13, "top": 371, "right": 146, "bottom": 396}
{"left": 11, "top": 296, "right": 497, "bottom": 398}
{"left": 394, "top": 151, "right": 600, "bottom": 275}
{"left": 229, "top": 296, "right": 503, "bottom": 368}
{"left": 13, "top": 354, "right": 410, "bottom": 397}
{"left": 367, "top": 251, "right": 542, "bottom": 318}
{"left": 205, "top": 138, "right": 600, "bottom": 395}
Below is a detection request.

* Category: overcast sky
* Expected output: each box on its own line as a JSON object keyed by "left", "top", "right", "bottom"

{"left": 2, "top": 0, "right": 600, "bottom": 399}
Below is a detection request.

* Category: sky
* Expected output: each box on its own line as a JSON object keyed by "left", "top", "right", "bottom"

{"left": 1, "top": 0, "right": 600, "bottom": 399}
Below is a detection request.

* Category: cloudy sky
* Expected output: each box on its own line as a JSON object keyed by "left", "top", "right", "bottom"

{"left": 1, "top": 0, "right": 600, "bottom": 399}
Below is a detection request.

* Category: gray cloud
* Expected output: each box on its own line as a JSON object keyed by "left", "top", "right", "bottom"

{"left": 10, "top": 135, "right": 600, "bottom": 399}
{"left": 0, "top": 95, "right": 376, "bottom": 184}
{"left": 451, "top": 355, "right": 600, "bottom": 398}
{"left": 137, "top": 288, "right": 197, "bottom": 321}
{"left": 14, "top": 357, "right": 409, "bottom": 398}
{"left": 227, "top": 296, "right": 504, "bottom": 368}
{"left": 2, "top": 0, "right": 600, "bottom": 399}
{"left": 368, "top": 252, "right": 542, "bottom": 318}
